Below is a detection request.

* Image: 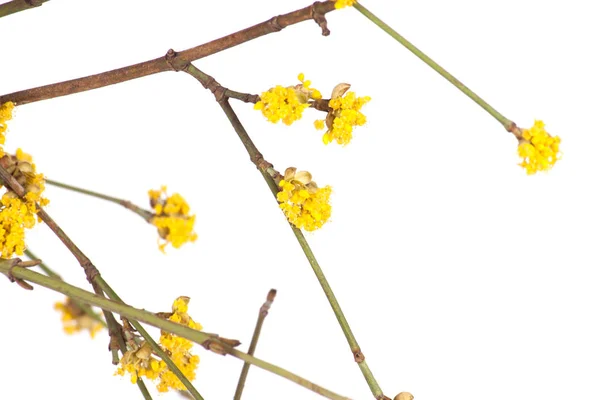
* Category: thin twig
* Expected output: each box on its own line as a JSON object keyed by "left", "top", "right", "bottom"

{"left": 353, "top": 1, "right": 516, "bottom": 133}
{"left": 0, "top": 1, "right": 335, "bottom": 105}
{"left": 234, "top": 289, "right": 277, "bottom": 400}
{"left": 0, "top": 0, "right": 49, "bottom": 19}
{"left": 45, "top": 178, "right": 154, "bottom": 222}
{"left": 0, "top": 264, "right": 351, "bottom": 400}
{"left": 182, "top": 64, "right": 387, "bottom": 399}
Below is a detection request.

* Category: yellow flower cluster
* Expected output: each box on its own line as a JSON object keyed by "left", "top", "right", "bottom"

{"left": 332, "top": 0, "right": 356, "bottom": 9}
{"left": 277, "top": 167, "right": 332, "bottom": 231}
{"left": 0, "top": 149, "right": 49, "bottom": 258}
{"left": 517, "top": 120, "right": 561, "bottom": 174}
{"left": 54, "top": 297, "right": 104, "bottom": 338}
{"left": 315, "top": 84, "right": 371, "bottom": 146}
{"left": 254, "top": 73, "right": 322, "bottom": 125}
{"left": 148, "top": 186, "right": 198, "bottom": 252}
{"left": 0, "top": 102, "right": 15, "bottom": 157}
{"left": 157, "top": 296, "right": 202, "bottom": 392}
{"left": 117, "top": 297, "right": 202, "bottom": 393}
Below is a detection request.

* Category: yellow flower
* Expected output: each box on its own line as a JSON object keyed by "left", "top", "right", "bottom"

{"left": 0, "top": 102, "right": 15, "bottom": 157}
{"left": 0, "top": 149, "right": 49, "bottom": 258}
{"left": 254, "top": 73, "right": 322, "bottom": 125}
{"left": 517, "top": 120, "right": 561, "bottom": 174}
{"left": 332, "top": 0, "right": 356, "bottom": 8}
{"left": 54, "top": 297, "right": 104, "bottom": 338}
{"left": 148, "top": 186, "right": 198, "bottom": 252}
{"left": 315, "top": 83, "right": 370, "bottom": 146}
{"left": 156, "top": 296, "right": 202, "bottom": 392}
{"left": 116, "top": 297, "right": 202, "bottom": 392}
{"left": 277, "top": 167, "right": 332, "bottom": 231}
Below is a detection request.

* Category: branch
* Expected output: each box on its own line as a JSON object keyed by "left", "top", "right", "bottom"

{"left": 234, "top": 289, "right": 277, "bottom": 400}
{"left": 0, "top": 1, "right": 335, "bottom": 105}
{"left": 0, "top": 162, "right": 194, "bottom": 399}
{"left": 0, "top": 263, "right": 352, "bottom": 400}
{"left": 182, "top": 64, "right": 388, "bottom": 399}
{"left": 0, "top": 0, "right": 49, "bottom": 19}
{"left": 45, "top": 178, "right": 154, "bottom": 222}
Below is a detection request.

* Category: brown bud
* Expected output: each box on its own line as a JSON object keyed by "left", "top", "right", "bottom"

{"left": 394, "top": 392, "right": 414, "bottom": 400}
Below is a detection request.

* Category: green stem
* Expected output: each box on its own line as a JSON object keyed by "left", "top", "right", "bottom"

{"left": 45, "top": 179, "right": 154, "bottom": 221}
{"left": 215, "top": 97, "right": 384, "bottom": 399}
{"left": 96, "top": 277, "right": 204, "bottom": 400}
{"left": 0, "top": 262, "right": 350, "bottom": 400}
{"left": 0, "top": 0, "right": 49, "bottom": 19}
{"left": 234, "top": 289, "right": 276, "bottom": 400}
{"left": 353, "top": 2, "right": 515, "bottom": 132}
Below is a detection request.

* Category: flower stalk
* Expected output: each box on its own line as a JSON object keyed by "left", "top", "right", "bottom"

{"left": 353, "top": 2, "right": 515, "bottom": 132}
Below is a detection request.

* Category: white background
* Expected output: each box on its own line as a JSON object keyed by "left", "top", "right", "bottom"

{"left": 1, "top": 1, "right": 599, "bottom": 399}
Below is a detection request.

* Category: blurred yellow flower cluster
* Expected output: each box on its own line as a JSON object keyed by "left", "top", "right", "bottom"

{"left": 148, "top": 186, "right": 198, "bottom": 252}
{"left": 254, "top": 73, "right": 322, "bottom": 126}
{"left": 332, "top": 0, "right": 356, "bottom": 9}
{"left": 277, "top": 167, "right": 332, "bottom": 231}
{"left": 54, "top": 297, "right": 104, "bottom": 338}
{"left": 0, "top": 102, "right": 15, "bottom": 157}
{"left": 116, "top": 297, "right": 202, "bottom": 393}
{"left": 517, "top": 120, "right": 561, "bottom": 174}
{"left": 0, "top": 149, "right": 49, "bottom": 258}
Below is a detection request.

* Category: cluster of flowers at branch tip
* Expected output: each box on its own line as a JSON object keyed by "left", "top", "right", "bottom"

{"left": 0, "top": 142, "right": 50, "bottom": 258}
{"left": 277, "top": 167, "right": 332, "bottom": 231}
{"left": 517, "top": 120, "right": 561, "bottom": 174}
{"left": 116, "top": 296, "right": 201, "bottom": 392}
{"left": 54, "top": 297, "right": 104, "bottom": 338}
{"left": 148, "top": 186, "right": 198, "bottom": 252}
{"left": 254, "top": 73, "right": 322, "bottom": 125}
{"left": 254, "top": 75, "right": 370, "bottom": 146}
{"left": 332, "top": 0, "right": 356, "bottom": 9}
{"left": 314, "top": 83, "right": 371, "bottom": 145}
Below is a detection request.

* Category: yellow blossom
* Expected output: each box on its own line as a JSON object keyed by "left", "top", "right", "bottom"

{"left": 0, "top": 102, "right": 15, "bottom": 157}
{"left": 517, "top": 120, "right": 561, "bottom": 174}
{"left": 157, "top": 296, "right": 202, "bottom": 392}
{"left": 254, "top": 73, "right": 322, "bottom": 125}
{"left": 315, "top": 83, "right": 370, "bottom": 146}
{"left": 332, "top": 0, "right": 356, "bottom": 8}
{"left": 54, "top": 297, "right": 104, "bottom": 338}
{"left": 148, "top": 186, "right": 198, "bottom": 252}
{"left": 116, "top": 297, "right": 202, "bottom": 393}
{"left": 0, "top": 149, "right": 49, "bottom": 258}
{"left": 277, "top": 167, "right": 332, "bottom": 231}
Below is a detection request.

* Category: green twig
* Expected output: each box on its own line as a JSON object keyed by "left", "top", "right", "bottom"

{"left": 0, "top": 0, "right": 49, "bottom": 19}
{"left": 234, "top": 289, "right": 277, "bottom": 400}
{"left": 353, "top": 2, "right": 516, "bottom": 133}
{"left": 45, "top": 179, "right": 154, "bottom": 222}
{"left": 0, "top": 263, "right": 351, "bottom": 400}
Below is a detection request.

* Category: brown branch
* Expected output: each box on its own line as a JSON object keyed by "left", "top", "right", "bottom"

{"left": 234, "top": 289, "right": 277, "bottom": 400}
{"left": 0, "top": 1, "right": 336, "bottom": 106}
{"left": 0, "top": 0, "right": 49, "bottom": 19}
